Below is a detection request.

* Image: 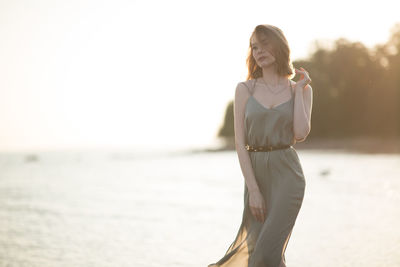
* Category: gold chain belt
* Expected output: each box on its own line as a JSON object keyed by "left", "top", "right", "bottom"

{"left": 245, "top": 144, "right": 292, "bottom": 152}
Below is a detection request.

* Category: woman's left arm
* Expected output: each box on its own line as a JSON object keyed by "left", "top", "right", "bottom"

{"left": 293, "top": 67, "right": 313, "bottom": 142}
{"left": 293, "top": 85, "right": 313, "bottom": 142}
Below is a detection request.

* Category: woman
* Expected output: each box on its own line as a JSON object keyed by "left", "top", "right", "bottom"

{"left": 208, "top": 24, "right": 313, "bottom": 267}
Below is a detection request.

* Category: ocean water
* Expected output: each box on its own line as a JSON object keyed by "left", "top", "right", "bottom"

{"left": 0, "top": 148, "right": 400, "bottom": 267}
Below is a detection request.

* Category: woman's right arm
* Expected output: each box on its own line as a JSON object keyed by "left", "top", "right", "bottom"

{"left": 234, "top": 82, "right": 267, "bottom": 222}
{"left": 233, "top": 82, "right": 260, "bottom": 194}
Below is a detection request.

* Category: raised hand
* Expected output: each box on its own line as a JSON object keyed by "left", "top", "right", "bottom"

{"left": 294, "top": 67, "right": 312, "bottom": 89}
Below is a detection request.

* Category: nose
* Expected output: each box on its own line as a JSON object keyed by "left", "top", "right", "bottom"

{"left": 256, "top": 51, "right": 265, "bottom": 58}
{"left": 256, "top": 47, "right": 265, "bottom": 55}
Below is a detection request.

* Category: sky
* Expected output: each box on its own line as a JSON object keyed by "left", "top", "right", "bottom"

{"left": 0, "top": 0, "right": 399, "bottom": 152}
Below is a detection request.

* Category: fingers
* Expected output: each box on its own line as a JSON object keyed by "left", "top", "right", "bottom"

{"left": 301, "top": 67, "right": 312, "bottom": 83}
{"left": 250, "top": 205, "right": 267, "bottom": 222}
{"left": 261, "top": 206, "right": 267, "bottom": 222}
{"left": 249, "top": 193, "right": 267, "bottom": 222}
{"left": 256, "top": 209, "right": 262, "bottom": 222}
{"left": 300, "top": 67, "right": 309, "bottom": 74}
{"left": 295, "top": 67, "right": 309, "bottom": 75}
{"left": 259, "top": 208, "right": 267, "bottom": 222}
{"left": 295, "top": 67, "right": 312, "bottom": 84}
{"left": 251, "top": 207, "right": 261, "bottom": 222}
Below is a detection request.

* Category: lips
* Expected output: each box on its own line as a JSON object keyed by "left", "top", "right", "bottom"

{"left": 258, "top": 56, "right": 266, "bottom": 61}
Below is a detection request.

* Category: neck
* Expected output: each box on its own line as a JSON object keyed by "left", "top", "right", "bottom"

{"left": 261, "top": 65, "right": 286, "bottom": 85}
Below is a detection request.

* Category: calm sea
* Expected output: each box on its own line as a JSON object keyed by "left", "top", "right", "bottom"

{"left": 0, "top": 148, "right": 400, "bottom": 267}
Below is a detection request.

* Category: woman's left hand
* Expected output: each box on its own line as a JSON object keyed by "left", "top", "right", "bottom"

{"left": 294, "top": 67, "right": 312, "bottom": 89}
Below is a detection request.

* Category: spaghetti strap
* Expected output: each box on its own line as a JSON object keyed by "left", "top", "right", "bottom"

{"left": 241, "top": 80, "right": 256, "bottom": 96}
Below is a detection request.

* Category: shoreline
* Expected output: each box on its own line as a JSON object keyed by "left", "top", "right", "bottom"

{"left": 193, "top": 137, "right": 400, "bottom": 154}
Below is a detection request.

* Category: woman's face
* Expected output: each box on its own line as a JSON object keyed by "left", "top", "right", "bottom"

{"left": 251, "top": 34, "right": 276, "bottom": 68}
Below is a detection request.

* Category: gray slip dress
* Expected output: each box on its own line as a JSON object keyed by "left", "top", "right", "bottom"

{"left": 208, "top": 78, "right": 306, "bottom": 267}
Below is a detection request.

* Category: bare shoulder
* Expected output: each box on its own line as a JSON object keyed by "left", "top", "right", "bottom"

{"left": 242, "top": 79, "right": 253, "bottom": 87}
{"left": 235, "top": 80, "right": 252, "bottom": 95}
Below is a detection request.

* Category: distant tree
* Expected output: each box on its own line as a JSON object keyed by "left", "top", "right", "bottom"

{"left": 217, "top": 101, "right": 234, "bottom": 148}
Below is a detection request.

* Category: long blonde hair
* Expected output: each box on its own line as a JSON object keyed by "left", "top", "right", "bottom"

{"left": 246, "top": 24, "right": 294, "bottom": 80}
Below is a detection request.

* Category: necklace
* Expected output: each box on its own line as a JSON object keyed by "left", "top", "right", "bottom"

{"left": 259, "top": 77, "right": 288, "bottom": 95}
